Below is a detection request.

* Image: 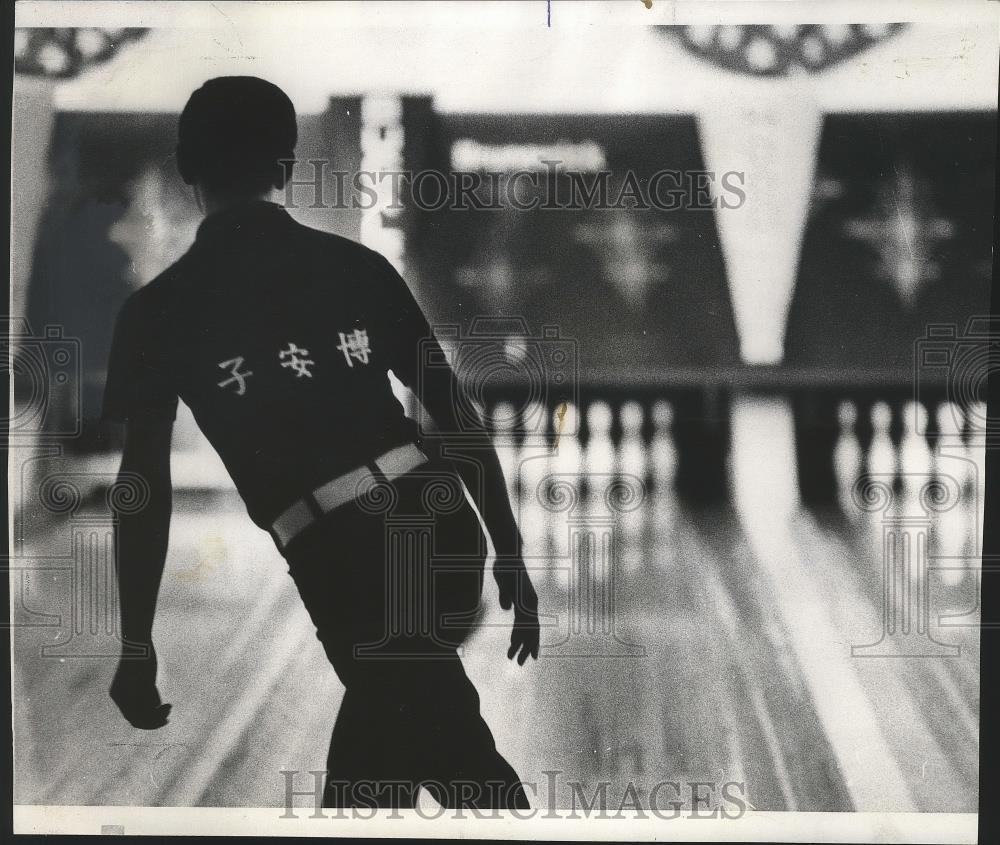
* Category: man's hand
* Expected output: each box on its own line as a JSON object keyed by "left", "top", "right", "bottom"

{"left": 109, "top": 644, "right": 172, "bottom": 729}
{"left": 494, "top": 558, "right": 540, "bottom": 665}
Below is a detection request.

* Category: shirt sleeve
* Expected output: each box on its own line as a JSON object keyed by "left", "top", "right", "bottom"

{"left": 365, "top": 251, "right": 437, "bottom": 390}
{"left": 102, "top": 292, "right": 179, "bottom": 423}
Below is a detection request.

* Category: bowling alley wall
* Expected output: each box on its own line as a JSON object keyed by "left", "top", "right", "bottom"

{"left": 22, "top": 96, "right": 995, "bottom": 455}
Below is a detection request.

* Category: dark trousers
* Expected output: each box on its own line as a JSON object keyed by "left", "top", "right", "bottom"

{"left": 282, "top": 464, "right": 528, "bottom": 809}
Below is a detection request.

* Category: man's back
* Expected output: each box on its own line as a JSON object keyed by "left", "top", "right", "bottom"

{"left": 105, "top": 78, "right": 537, "bottom": 803}
{"left": 104, "top": 200, "right": 428, "bottom": 527}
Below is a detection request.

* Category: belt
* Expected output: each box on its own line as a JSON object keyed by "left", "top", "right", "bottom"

{"left": 270, "top": 442, "right": 429, "bottom": 551}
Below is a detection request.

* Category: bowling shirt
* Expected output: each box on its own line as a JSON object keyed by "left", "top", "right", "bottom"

{"left": 103, "top": 200, "right": 433, "bottom": 528}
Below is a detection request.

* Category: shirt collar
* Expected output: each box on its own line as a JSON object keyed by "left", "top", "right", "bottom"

{"left": 195, "top": 200, "right": 292, "bottom": 243}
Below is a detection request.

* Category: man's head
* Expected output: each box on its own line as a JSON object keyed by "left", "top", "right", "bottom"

{"left": 176, "top": 76, "right": 297, "bottom": 196}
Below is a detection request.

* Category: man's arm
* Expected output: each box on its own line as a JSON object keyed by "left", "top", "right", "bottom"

{"left": 414, "top": 358, "right": 540, "bottom": 665}
{"left": 109, "top": 418, "right": 174, "bottom": 729}
{"left": 368, "top": 249, "right": 539, "bottom": 663}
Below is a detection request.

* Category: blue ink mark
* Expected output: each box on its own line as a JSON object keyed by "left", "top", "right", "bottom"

{"left": 547, "top": 0, "right": 551, "bottom": 27}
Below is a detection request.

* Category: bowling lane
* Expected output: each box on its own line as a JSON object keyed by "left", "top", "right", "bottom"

{"left": 463, "top": 503, "right": 853, "bottom": 812}
{"left": 12, "top": 397, "right": 981, "bottom": 811}
{"left": 729, "top": 396, "right": 980, "bottom": 812}
{"left": 13, "top": 488, "right": 336, "bottom": 808}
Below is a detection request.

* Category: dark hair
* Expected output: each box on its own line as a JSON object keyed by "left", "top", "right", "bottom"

{"left": 176, "top": 76, "right": 297, "bottom": 192}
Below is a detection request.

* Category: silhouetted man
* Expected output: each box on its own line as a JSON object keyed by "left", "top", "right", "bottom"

{"left": 104, "top": 76, "right": 539, "bottom": 809}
